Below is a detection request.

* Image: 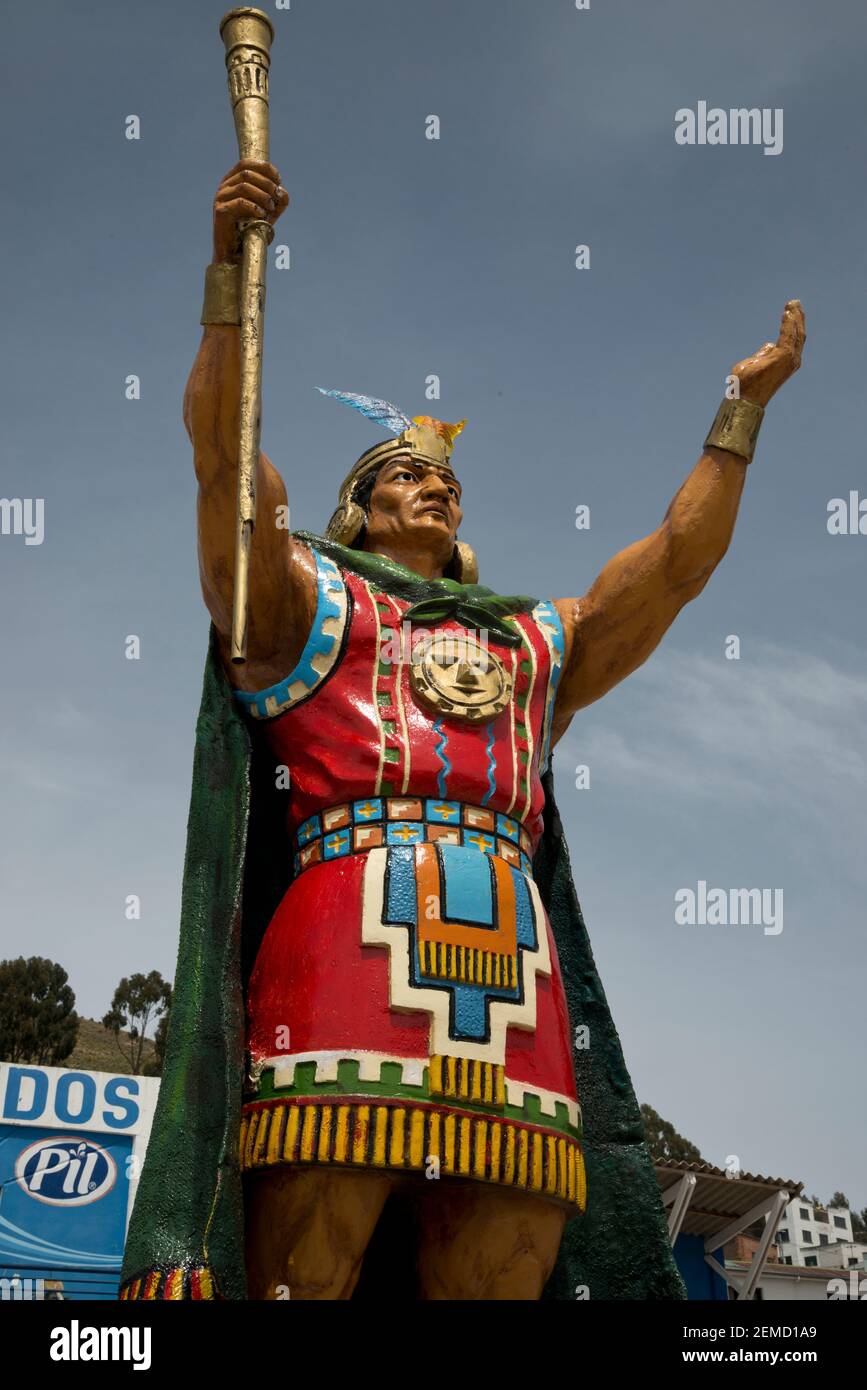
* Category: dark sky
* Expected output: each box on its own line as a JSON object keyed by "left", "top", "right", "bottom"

{"left": 1, "top": 0, "right": 865, "bottom": 1207}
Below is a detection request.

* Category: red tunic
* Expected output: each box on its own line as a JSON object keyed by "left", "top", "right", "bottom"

{"left": 236, "top": 539, "right": 585, "bottom": 1209}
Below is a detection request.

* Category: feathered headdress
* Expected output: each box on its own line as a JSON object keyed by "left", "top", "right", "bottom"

{"left": 316, "top": 388, "right": 467, "bottom": 454}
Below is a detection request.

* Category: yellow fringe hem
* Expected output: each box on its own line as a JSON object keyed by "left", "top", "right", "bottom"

{"left": 240, "top": 1098, "right": 586, "bottom": 1210}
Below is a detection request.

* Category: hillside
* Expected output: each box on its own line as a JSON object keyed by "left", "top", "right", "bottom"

{"left": 64, "top": 1017, "right": 158, "bottom": 1075}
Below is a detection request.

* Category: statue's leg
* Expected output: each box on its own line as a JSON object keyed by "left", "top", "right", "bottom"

{"left": 413, "top": 1181, "right": 567, "bottom": 1300}
{"left": 243, "top": 1165, "right": 394, "bottom": 1300}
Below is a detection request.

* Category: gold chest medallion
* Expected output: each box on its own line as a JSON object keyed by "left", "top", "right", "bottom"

{"left": 409, "top": 631, "right": 513, "bottom": 723}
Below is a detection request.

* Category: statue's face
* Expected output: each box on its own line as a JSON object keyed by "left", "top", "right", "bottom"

{"left": 363, "top": 457, "right": 463, "bottom": 564}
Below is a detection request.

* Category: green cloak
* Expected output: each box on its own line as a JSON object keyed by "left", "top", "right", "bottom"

{"left": 120, "top": 540, "right": 685, "bottom": 1301}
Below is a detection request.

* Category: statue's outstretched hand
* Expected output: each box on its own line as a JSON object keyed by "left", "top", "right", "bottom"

{"left": 730, "top": 299, "right": 806, "bottom": 407}
{"left": 212, "top": 158, "right": 290, "bottom": 265}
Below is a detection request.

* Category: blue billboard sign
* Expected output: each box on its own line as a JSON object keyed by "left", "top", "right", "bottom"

{"left": 0, "top": 1063, "right": 160, "bottom": 1301}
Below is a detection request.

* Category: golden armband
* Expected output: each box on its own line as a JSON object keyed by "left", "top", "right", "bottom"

{"left": 201, "top": 262, "right": 241, "bottom": 325}
{"left": 704, "top": 397, "right": 765, "bottom": 463}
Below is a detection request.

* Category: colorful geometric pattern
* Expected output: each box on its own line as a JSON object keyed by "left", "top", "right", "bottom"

{"left": 429, "top": 1054, "right": 505, "bottom": 1105}
{"left": 249, "top": 1053, "right": 581, "bottom": 1132}
{"left": 119, "top": 1264, "right": 217, "bottom": 1300}
{"left": 370, "top": 585, "right": 413, "bottom": 797}
{"left": 531, "top": 600, "right": 565, "bottom": 774}
{"left": 500, "top": 641, "right": 537, "bottom": 825}
{"left": 294, "top": 796, "right": 534, "bottom": 878}
{"left": 239, "top": 1098, "right": 586, "bottom": 1209}
{"left": 233, "top": 547, "right": 349, "bottom": 720}
{"left": 361, "top": 844, "right": 552, "bottom": 1066}
{"left": 387, "top": 843, "right": 536, "bottom": 1045}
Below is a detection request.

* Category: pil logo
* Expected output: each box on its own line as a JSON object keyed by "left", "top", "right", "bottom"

{"left": 15, "top": 1135, "right": 117, "bottom": 1207}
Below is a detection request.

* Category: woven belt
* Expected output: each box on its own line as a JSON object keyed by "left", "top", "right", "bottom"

{"left": 293, "top": 796, "right": 535, "bottom": 879}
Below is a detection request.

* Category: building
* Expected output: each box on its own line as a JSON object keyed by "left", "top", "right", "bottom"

{"left": 726, "top": 1233, "right": 867, "bottom": 1300}
{"left": 774, "top": 1196, "right": 867, "bottom": 1272}
{"left": 0, "top": 1061, "right": 159, "bottom": 1301}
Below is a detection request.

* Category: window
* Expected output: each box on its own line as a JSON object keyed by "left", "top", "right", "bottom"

{"left": 834, "top": 1216, "right": 847, "bottom": 1229}
{"left": 819, "top": 1234, "right": 829, "bottom": 1245}
{"left": 804, "top": 1256, "right": 818, "bottom": 1267}
{"left": 802, "top": 1231, "right": 812, "bottom": 1243}
{"left": 777, "top": 1229, "right": 790, "bottom": 1243}
{"left": 799, "top": 1207, "right": 810, "bottom": 1219}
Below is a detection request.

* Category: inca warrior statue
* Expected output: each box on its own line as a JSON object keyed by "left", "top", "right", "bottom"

{"left": 120, "top": 10, "right": 805, "bottom": 1301}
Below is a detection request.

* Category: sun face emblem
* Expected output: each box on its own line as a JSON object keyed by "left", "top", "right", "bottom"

{"left": 409, "top": 632, "right": 512, "bottom": 723}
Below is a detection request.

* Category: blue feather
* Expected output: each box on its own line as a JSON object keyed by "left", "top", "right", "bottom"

{"left": 316, "top": 388, "right": 411, "bottom": 437}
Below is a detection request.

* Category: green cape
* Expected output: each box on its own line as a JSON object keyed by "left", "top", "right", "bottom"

{"left": 120, "top": 545, "right": 685, "bottom": 1301}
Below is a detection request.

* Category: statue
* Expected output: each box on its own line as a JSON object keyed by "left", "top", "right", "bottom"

{"left": 119, "top": 14, "right": 804, "bottom": 1304}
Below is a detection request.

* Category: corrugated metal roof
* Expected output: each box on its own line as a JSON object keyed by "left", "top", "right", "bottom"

{"left": 654, "top": 1161, "right": 803, "bottom": 1242}
{"left": 655, "top": 1158, "right": 802, "bottom": 1188}
{"left": 727, "top": 1260, "right": 840, "bottom": 1280}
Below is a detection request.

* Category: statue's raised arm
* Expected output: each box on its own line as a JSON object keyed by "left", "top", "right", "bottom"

{"left": 183, "top": 159, "right": 318, "bottom": 691}
{"left": 549, "top": 300, "right": 806, "bottom": 747}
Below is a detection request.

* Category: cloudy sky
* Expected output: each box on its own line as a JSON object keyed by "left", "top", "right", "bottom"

{"left": 2, "top": 0, "right": 865, "bottom": 1209}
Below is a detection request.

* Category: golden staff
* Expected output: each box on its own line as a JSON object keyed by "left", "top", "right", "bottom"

{"left": 219, "top": 7, "right": 276, "bottom": 663}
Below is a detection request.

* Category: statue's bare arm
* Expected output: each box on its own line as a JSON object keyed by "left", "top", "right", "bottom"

{"left": 550, "top": 301, "right": 805, "bottom": 747}
{"left": 184, "top": 160, "right": 317, "bottom": 690}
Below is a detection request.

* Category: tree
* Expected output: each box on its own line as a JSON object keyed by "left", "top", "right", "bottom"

{"left": 640, "top": 1103, "right": 704, "bottom": 1164}
{"left": 852, "top": 1208, "right": 867, "bottom": 1242}
{"left": 102, "top": 971, "right": 172, "bottom": 1075}
{"left": 0, "top": 957, "right": 79, "bottom": 1065}
{"left": 828, "top": 1192, "right": 849, "bottom": 1209}
{"left": 141, "top": 1005, "right": 171, "bottom": 1077}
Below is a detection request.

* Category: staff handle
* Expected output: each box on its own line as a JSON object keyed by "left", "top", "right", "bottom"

{"left": 219, "top": 8, "right": 276, "bottom": 663}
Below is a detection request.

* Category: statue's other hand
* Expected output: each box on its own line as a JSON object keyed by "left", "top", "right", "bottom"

{"left": 729, "top": 299, "right": 806, "bottom": 408}
{"left": 212, "top": 158, "right": 290, "bottom": 265}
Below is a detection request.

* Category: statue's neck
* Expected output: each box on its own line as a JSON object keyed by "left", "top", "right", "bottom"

{"left": 363, "top": 543, "right": 444, "bottom": 582}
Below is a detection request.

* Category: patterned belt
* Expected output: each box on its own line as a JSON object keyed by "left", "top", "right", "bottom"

{"left": 293, "top": 796, "right": 535, "bottom": 879}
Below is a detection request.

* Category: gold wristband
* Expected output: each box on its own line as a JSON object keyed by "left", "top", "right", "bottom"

{"left": 704, "top": 397, "right": 765, "bottom": 463}
{"left": 201, "top": 262, "right": 240, "bottom": 325}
